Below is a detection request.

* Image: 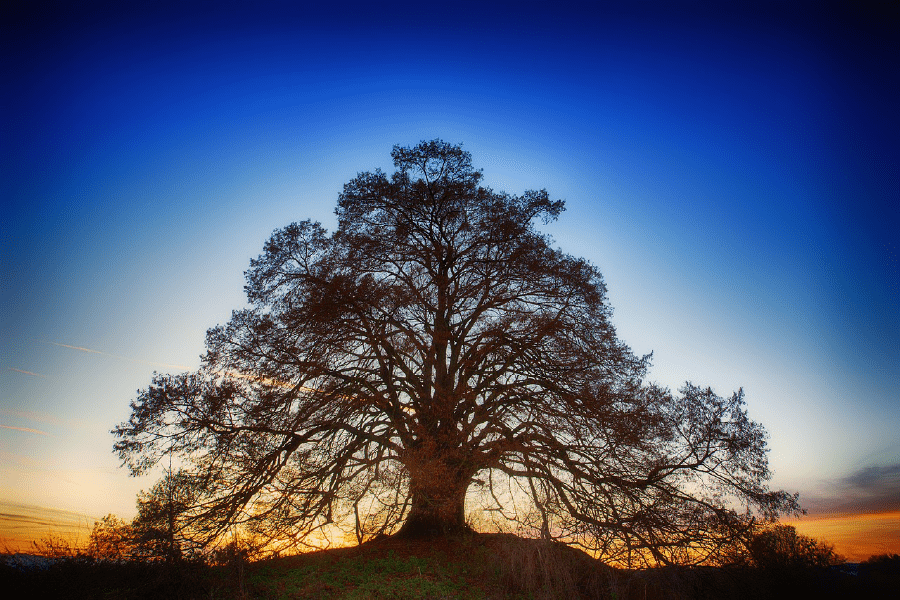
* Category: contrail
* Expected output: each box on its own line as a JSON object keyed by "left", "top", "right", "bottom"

{"left": 8, "top": 368, "right": 49, "bottom": 379}
{"left": 42, "top": 342, "right": 316, "bottom": 391}
{"left": 0, "top": 424, "right": 49, "bottom": 436}
{"left": 43, "top": 341, "right": 192, "bottom": 371}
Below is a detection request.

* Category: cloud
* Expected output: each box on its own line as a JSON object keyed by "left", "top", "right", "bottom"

{"left": 806, "top": 461, "right": 900, "bottom": 515}
{"left": 844, "top": 463, "right": 900, "bottom": 492}
{"left": 0, "top": 408, "right": 90, "bottom": 430}
{"left": 0, "top": 501, "right": 98, "bottom": 551}
{"left": 838, "top": 462, "right": 900, "bottom": 513}
{"left": 0, "top": 502, "right": 92, "bottom": 529}
{"left": 45, "top": 342, "right": 106, "bottom": 356}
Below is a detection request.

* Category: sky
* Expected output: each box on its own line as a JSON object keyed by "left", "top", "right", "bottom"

{"left": 1, "top": 1, "right": 898, "bottom": 560}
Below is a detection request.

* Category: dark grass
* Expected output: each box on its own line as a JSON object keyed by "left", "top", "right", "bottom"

{"left": 3, "top": 534, "right": 897, "bottom": 599}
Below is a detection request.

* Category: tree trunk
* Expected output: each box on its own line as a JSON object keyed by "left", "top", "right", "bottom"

{"left": 396, "top": 450, "right": 471, "bottom": 537}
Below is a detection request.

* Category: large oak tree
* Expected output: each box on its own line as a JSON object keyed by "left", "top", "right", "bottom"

{"left": 115, "top": 140, "right": 799, "bottom": 565}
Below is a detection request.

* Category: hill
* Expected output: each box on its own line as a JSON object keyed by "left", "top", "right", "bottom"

{"left": 4, "top": 532, "right": 898, "bottom": 599}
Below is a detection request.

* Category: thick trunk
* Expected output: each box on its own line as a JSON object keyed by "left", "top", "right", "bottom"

{"left": 397, "top": 489, "right": 468, "bottom": 537}
{"left": 396, "top": 451, "right": 471, "bottom": 537}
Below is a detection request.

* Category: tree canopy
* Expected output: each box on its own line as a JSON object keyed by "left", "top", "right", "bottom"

{"left": 114, "top": 139, "right": 799, "bottom": 566}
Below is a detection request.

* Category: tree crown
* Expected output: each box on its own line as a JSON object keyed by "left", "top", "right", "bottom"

{"left": 115, "top": 140, "right": 799, "bottom": 565}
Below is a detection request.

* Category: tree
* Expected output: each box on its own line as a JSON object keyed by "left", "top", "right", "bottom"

{"left": 85, "top": 473, "right": 215, "bottom": 563}
{"left": 114, "top": 139, "right": 799, "bottom": 565}
{"left": 743, "top": 524, "right": 843, "bottom": 570}
{"left": 87, "top": 514, "right": 134, "bottom": 561}
{"left": 129, "top": 470, "right": 204, "bottom": 562}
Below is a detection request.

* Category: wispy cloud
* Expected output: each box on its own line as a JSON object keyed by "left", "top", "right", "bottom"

{"left": 805, "top": 461, "right": 900, "bottom": 515}
{"left": 0, "top": 408, "right": 88, "bottom": 430}
{"left": 0, "top": 501, "right": 98, "bottom": 552}
{"left": 844, "top": 462, "right": 900, "bottom": 490}
{"left": 7, "top": 368, "right": 50, "bottom": 379}
{"left": 838, "top": 462, "right": 900, "bottom": 513}
{"left": 0, "top": 424, "right": 50, "bottom": 436}
{"left": 43, "top": 341, "right": 192, "bottom": 371}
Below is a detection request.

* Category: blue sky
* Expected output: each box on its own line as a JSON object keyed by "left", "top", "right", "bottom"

{"left": 2, "top": 1, "right": 898, "bottom": 552}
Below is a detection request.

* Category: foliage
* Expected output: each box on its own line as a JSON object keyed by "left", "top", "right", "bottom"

{"left": 129, "top": 470, "right": 205, "bottom": 562}
{"left": 862, "top": 551, "right": 900, "bottom": 565}
{"left": 114, "top": 139, "right": 799, "bottom": 566}
{"left": 30, "top": 532, "right": 85, "bottom": 560}
{"left": 744, "top": 524, "right": 844, "bottom": 569}
{"left": 2, "top": 555, "right": 215, "bottom": 600}
{"left": 87, "top": 513, "right": 134, "bottom": 561}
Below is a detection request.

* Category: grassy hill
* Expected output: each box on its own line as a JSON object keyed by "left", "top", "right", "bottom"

{"left": 242, "top": 532, "right": 616, "bottom": 599}
{"left": 4, "top": 532, "right": 898, "bottom": 599}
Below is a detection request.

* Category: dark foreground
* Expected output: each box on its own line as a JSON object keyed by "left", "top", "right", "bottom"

{"left": 3, "top": 533, "right": 898, "bottom": 599}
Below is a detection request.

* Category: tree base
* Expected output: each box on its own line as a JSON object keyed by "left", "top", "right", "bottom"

{"left": 394, "top": 514, "right": 473, "bottom": 539}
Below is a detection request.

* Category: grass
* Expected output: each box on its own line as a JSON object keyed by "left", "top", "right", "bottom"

{"left": 242, "top": 533, "right": 538, "bottom": 599}
{"left": 247, "top": 551, "right": 478, "bottom": 599}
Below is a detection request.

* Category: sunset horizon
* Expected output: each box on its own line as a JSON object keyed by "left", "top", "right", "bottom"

{"left": 2, "top": 500, "right": 898, "bottom": 564}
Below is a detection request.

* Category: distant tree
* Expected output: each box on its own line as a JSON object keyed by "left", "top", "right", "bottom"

{"left": 85, "top": 474, "right": 212, "bottom": 563}
{"left": 114, "top": 140, "right": 799, "bottom": 565}
{"left": 724, "top": 524, "right": 844, "bottom": 569}
{"left": 129, "top": 470, "right": 203, "bottom": 562}
{"left": 87, "top": 514, "right": 134, "bottom": 561}
{"left": 862, "top": 552, "right": 900, "bottom": 567}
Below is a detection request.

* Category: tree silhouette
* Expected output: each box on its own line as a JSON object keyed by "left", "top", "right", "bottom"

{"left": 744, "top": 524, "right": 843, "bottom": 570}
{"left": 87, "top": 514, "right": 134, "bottom": 561}
{"left": 129, "top": 470, "right": 204, "bottom": 562}
{"left": 114, "top": 140, "right": 799, "bottom": 565}
{"left": 85, "top": 472, "right": 213, "bottom": 562}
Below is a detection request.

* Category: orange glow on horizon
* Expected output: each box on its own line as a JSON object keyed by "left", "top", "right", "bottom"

{"left": 3, "top": 500, "right": 898, "bottom": 562}
{"left": 785, "top": 511, "right": 900, "bottom": 562}
{"left": 0, "top": 502, "right": 94, "bottom": 554}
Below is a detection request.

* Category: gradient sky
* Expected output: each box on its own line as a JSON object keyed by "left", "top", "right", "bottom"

{"left": 2, "top": 1, "right": 898, "bottom": 559}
